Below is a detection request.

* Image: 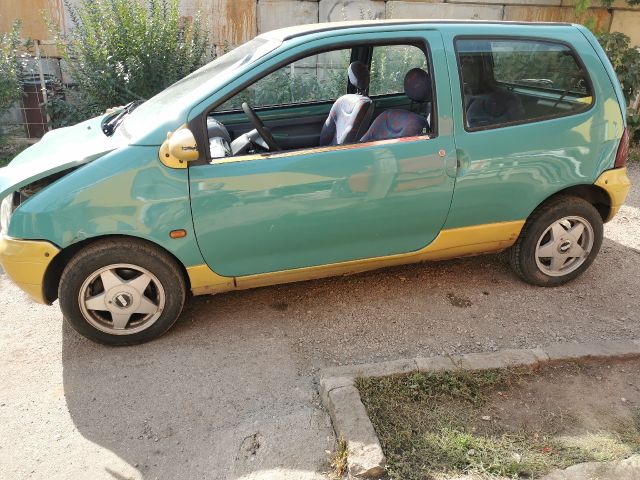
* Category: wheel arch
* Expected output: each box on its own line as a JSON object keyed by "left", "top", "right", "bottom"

{"left": 43, "top": 234, "right": 192, "bottom": 304}
{"left": 530, "top": 183, "right": 611, "bottom": 223}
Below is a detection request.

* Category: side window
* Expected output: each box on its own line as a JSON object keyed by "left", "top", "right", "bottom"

{"left": 217, "top": 49, "right": 351, "bottom": 111}
{"left": 369, "top": 44, "right": 428, "bottom": 96}
{"left": 456, "top": 38, "right": 593, "bottom": 130}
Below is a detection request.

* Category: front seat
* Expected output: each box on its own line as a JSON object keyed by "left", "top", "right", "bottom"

{"left": 319, "top": 61, "right": 374, "bottom": 146}
{"left": 360, "top": 68, "right": 431, "bottom": 142}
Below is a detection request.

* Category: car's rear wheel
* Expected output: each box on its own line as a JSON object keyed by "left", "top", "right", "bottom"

{"left": 510, "top": 196, "right": 603, "bottom": 287}
{"left": 59, "top": 238, "right": 186, "bottom": 345}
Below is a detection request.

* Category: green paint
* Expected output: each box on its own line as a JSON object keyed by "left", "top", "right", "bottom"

{"left": 8, "top": 146, "right": 204, "bottom": 267}
{"left": 1, "top": 21, "right": 626, "bottom": 284}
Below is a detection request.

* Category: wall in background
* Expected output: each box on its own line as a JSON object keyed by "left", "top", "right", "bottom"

{"left": 178, "top": 0, "right": 640, "bottom": 52}
{"left": 0, "top": 0, "right": 637, "bottom": 138}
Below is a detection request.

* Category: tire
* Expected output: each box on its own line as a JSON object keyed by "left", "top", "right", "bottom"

{"left": 59, "top": 238, "right": 186, "bottom": 345}
{"left": 510, "top": 195, "right": 603, "bottom": 287}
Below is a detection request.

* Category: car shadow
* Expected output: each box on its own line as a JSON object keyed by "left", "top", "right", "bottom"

{"left": 61, "top": 236, "right": 640, "bottom": 479}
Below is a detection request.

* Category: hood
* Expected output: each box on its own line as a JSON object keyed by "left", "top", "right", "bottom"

{"left": 0, "top": 115, "right": 126, "bottom": 200}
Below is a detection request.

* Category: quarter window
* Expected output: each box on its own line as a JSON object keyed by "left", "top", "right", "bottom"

{"left": 456, "top": 38, "right": 593, "bottom": 130}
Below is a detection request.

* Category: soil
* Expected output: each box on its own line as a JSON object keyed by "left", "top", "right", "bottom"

{"left": 483, "top": 359, "right": 640, "bottom": 440}
{"left": 358, "top": 358, "right": 640, "bottom": 479}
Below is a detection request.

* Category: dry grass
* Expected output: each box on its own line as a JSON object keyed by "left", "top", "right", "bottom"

{"left": 357, "top": 362, "right": 640, "bottom": 479}
{"left": 330, "top": 437, "right": 349, "bottom": 479}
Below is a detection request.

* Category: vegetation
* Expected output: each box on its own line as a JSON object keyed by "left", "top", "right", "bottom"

{"left": 218, "top": 50, "right": 351, "bottom": 111}
{"left": 0, "top": 22, "right": 24, "bottom": 120}
{"left": 0, "top": 21, "right": 34, "bottom": 165}
{"left": 357, "top": 365, "right": 640, "bottom": 479}
{"left": 219, "top": 44, "right": 429, "bottom": 111}
{"left": 330, "top": 438, "right": 348, "bottom": 479}
{"left": 48, "top": 0, "right": 210, "bottom": 127}
{"left": 597, "top": 32, "right": 640, "bottom": 144}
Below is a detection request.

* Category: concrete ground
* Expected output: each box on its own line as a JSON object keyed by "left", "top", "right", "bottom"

{"left": 1, "top": 163, "right": 638, "bottom": 480}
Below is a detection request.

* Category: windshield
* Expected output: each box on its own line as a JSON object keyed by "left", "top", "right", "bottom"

{"left": 120, "top": 36, "right": 281, "bottom": 140}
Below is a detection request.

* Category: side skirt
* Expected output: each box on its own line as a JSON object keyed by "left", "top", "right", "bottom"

{"left": 186, "top": 220, "right": 525, "bottom": 296}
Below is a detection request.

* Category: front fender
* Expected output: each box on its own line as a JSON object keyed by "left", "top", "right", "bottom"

{"left": 7, "top": 146, "right": 205, "bottom": 268}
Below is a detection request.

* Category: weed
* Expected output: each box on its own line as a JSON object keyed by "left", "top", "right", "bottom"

{"left": 330, "top": 438, "right": 348, "bottom": 479}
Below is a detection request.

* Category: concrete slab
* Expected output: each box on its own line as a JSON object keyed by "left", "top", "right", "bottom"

{"left": 387, "top": 1, "right": 504, "bottom": 20}
{"left": 544, "top": 340, "right": 640, "bottom": 362}
{"left": 325, "top": 385, "right": 386, "bottom": 478}
{"left": 457, "top": 348, "right": 541, "bottom": 370}
{"left": 258, "top": 0, "right": 319, "bottom": 34}
{"left": 319, "top": 0, "right": 386, "bottom": 22}
{"left": 610, "top": 10, "right": 640, "bottom": 47}
{"left": 541, "top": 454, "right": 640, "bottom": 480}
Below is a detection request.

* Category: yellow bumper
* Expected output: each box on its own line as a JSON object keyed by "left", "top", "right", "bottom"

{"left": 595, "top": 167, "right": 632, "bottom": 222}
{"left": 0, "top": 236, "right": 60, "bottom": 304}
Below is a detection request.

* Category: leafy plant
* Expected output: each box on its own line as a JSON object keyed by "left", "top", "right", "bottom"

{"left": 0, "top": 22, "right": 24, "bottom": 117}
{"left": 49, "top": 0, "right": 211, "bottom": 126}
{"left": 597, "top": 32, "right": 640, "bottom": 104}
{"left": 597, "top": 32, "right": 640, "bottom": 144}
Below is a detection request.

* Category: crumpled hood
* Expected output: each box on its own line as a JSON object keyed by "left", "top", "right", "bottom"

{"left": 0, "top": 115, "right": 126, "bottom": 200}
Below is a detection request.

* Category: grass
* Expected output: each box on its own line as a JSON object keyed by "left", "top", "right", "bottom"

{"left": 630, "top": 146, "right": 639, "bottom": 163}
{"left": 330, "top": 438, "right": 349, "bottom": 479}
{"left": 357, "top": 366, "right": 640, "bottom": 479}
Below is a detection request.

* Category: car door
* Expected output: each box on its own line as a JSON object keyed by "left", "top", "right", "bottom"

{"left": 441, "top": 27, "right": 619, "bottom": 230}
{"left": 189, "top": 30, "right": 457, "bottom": 277}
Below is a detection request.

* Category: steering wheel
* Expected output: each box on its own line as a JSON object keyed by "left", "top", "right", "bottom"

{"left": 242, "top": 102, "right": 281, "bottom": 151}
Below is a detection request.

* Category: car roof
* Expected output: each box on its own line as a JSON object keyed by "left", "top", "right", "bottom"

{"left": 259, "top": 19, "right": 575, "bottom": 42}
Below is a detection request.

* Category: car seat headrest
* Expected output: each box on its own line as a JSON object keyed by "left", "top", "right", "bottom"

{"left": 404, "top": 68, "right": 431, "bottom": 102}
{"left": 348, "top": 61, "right": 370, "bottom": 93}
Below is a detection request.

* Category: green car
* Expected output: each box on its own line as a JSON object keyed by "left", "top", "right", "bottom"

{"left": 0, "top": 20, "right": 631, "bottom": 345}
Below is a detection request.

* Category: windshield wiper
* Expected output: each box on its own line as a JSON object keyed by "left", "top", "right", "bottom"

{"left": 102, "top": 100, "right": 144, "bottom": 136}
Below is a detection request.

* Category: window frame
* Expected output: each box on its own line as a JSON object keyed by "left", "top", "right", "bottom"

{"left": 453, "top": 35, "right": 596, "bottom": 133}
{"left": 195, "top": 36, "right": 438, "bottom": 164}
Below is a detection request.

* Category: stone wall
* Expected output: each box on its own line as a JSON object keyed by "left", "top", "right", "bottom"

{"left": 175, "top": 0, "right": 640, "bottom": 53}
{"left": 1, "top": 0, "right": 638, "bottom": 52}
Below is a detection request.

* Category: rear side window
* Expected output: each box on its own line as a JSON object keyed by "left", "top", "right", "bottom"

{"left": 456, "top": 38, "right": 593, "bottom": 131}
{"left": 369, "top": 44, "right": 428, "bottom": 96}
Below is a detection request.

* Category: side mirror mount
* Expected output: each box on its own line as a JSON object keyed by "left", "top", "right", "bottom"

{"left": 159, "top": 126, "right": 199, "bottom": 168}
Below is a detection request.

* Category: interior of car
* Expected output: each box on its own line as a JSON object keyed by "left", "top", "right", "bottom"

{"left": 205, "top": 42, "right": 435, "bottom": 162}
{"left": 456, "top": 38, "right": 593, "bottom": 130}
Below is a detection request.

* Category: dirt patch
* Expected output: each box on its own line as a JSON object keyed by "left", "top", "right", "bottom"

{"left": 446, "top": 292, "right": 473, "bottom": 308}
{"left": 357, "top": 358, "right": 640, "bottom": 479}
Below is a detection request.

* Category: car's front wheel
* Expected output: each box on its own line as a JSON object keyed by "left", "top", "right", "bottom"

{"left": 59, "top": 238, "right": 186, "bottom": 345}
{"left": 510, "top": 196, "right": 603, "bottom": 287}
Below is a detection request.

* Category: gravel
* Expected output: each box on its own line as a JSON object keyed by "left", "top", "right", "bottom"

{"left": 0, "top": 162, "right": 638, "bottom": 479}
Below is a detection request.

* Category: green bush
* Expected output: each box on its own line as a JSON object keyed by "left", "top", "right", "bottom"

{"left": 0, "top": 22, "right": 25, "bottom": 125}
{"left": 597, "top": 32, "right": 640, "bottom": 144}
{"left": 50, "top": 0, "right": 210, "bottom": 126}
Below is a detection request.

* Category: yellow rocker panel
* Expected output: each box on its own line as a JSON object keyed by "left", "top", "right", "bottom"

{"left": 187, "top": 220, "right": 525, "bottom": 296}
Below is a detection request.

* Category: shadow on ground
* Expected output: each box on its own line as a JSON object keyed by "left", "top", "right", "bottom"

{"left": 61, "top": 228, "right": 640, "bottom": 478}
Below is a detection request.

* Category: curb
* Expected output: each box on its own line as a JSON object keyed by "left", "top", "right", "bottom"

{"left": 319, "top": 340, "right": 640, "bottom": 479}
